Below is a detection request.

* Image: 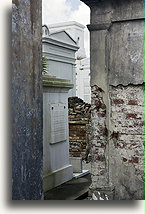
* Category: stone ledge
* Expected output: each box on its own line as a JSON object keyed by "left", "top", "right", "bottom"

{"left": 69, "top": 120, "right": 89, "bottom": 125}
{"left": 43, "top": 74, "right": 74, "bottom": 89}
{"left": 87, "top": 23, "right": 111, "bottom": 31}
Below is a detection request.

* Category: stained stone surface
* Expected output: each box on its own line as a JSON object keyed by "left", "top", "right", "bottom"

{"left": 81, "top": 0, "right": 144, "bottom": 200}
{"left": 12, "top": 0, "right": 43, "bottom": 200}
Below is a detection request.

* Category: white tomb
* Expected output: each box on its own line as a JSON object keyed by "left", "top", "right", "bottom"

{"left": 43, "top": 75, "right": 73, "bottom": 192}
{"left": 76, "top": 57, "right": 91, "bottom": 103}
{"left": 42, "top": 25, "right": 79, "bottom": 97}
{"left": 47, "top": 22, "right": 91, "bottom": 103}
{"left": 48, "top": 21, "right": 86, "bottom": 60}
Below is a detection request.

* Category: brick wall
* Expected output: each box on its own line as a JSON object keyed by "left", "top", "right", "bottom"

{"left": 69, "top": 85, "right": 144, "bottom": 199}
{"left": 87, "top": 84, "right": 144, "bottom": 199}
{"left": 68, "top": 97, "right": 91, "bottom": 159}
{"left": 110, "top": 85, "right": 143, "bottom": 167}
{"left": 89, "top": 85, "right": 109, "bottom": 188}
{"left": 109, "top": 84, "right": 144, "bottom": 199}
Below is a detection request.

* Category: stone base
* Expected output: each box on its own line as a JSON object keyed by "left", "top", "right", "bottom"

{"left": 43, "top": 165, "right": 73, "bottom": 192}
{"left": 73, "top": 170, "right": 90, "bottom": 179}
{"left": 70, "top": 157, "right": 82, "bottom": 173}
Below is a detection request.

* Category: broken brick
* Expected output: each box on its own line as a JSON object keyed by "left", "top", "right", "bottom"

{"left": 126, "top": 113, "right": 137, "bottom": 119}
{"left": 128, "top": 100, "right": 138, "bottom": 105}
{"left": 113, "top": 99, "right": 124, "bottom": 104}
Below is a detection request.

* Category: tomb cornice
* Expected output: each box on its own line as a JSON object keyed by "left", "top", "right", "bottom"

{"left": 43, "top": 75, "right": 74, "bottom": 89}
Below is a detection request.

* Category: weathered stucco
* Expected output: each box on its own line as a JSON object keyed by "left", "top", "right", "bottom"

{"left": 81, "top": 0, "right": 144, "bottom": 200}
{"left": 12, "top": 0, "right": 43, "bottom": 200}
{"left": 109, "top": 85, "right": 144, "bottom": 199}
{"left": 108, "top": 20, "right": 143, "bottom": 86}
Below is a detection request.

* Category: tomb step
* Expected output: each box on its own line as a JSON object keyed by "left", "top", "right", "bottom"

{"left": 44, "top": 173, "right": 91, "bottom": 200}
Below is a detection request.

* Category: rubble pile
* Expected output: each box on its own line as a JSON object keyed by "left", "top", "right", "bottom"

{"left": 68, "top": 97, "right": 91, "bottom": 158}
{"left": 68, "top": 97, "right": 91, "bottom": 121}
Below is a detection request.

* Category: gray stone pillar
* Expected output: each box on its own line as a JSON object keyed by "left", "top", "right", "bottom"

{"left": 12, "top": 0, "right": 43, "bottom": 200}
{"left": 81, "top": 0, "right": 144, "bottom": 199}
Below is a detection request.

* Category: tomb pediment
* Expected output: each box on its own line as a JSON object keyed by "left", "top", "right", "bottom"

{"left": 49, "top": 30, "right": 77, "bottom": 46}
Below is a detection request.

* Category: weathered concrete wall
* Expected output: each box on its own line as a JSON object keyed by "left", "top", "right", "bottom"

{"left": 108, "top": 20, "right": 143, "bottom": 86}
{"left": 81, "top": 0, "right": 144, "bottom": 199}
{"left": 12, "top": 0, "right": 43, "bottom": 199}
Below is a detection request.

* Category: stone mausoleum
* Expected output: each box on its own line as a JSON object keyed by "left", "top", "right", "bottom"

{"left": 47, "top": 21, "right": 91, "bottom": 103}
{"left": 81, "top": 0, "right": 144, "bottom": 200}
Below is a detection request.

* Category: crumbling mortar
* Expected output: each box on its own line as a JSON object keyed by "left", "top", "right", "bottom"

{"left": 89, "top": 84, "right": 109, "bottom": 187}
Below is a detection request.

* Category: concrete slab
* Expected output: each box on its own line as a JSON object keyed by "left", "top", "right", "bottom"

{"left": 44, "top": 173, "right": 91, "bottom": 200}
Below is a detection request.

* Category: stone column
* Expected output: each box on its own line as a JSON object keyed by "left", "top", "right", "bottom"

{"left": 81, "top": 0, "right": 144, "bottom": 199}
{"left": 12, "top": 0, "right": 43, "bottom": 200}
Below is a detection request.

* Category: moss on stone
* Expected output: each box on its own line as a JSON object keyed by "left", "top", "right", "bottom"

{"left": 42, "top": 74, "right": 74, "bottom": 89}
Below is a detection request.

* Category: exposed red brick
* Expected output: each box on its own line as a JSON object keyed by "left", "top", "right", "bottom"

{"left": 128, "top": 100, "right": 138, "bottom": 105}
{"left": 113, "top": 99, "right": 124, "bottom": 104}
{"left": 126, "top": 113, "right": 137, "bottom": 119}
{"left": 129, "top": 157, "right": 139, "bottom": 164}
{"left": 69, "top": 97, "right": 91, "bottom": 158}
{"left": 80, "top": 130, "right": 86, "bottom": 135}
{"left": 97, "top": 154, "right": 105, "bottom": 162}
{"left": 98, "top": 112, "right": 106, "bottom": 117}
